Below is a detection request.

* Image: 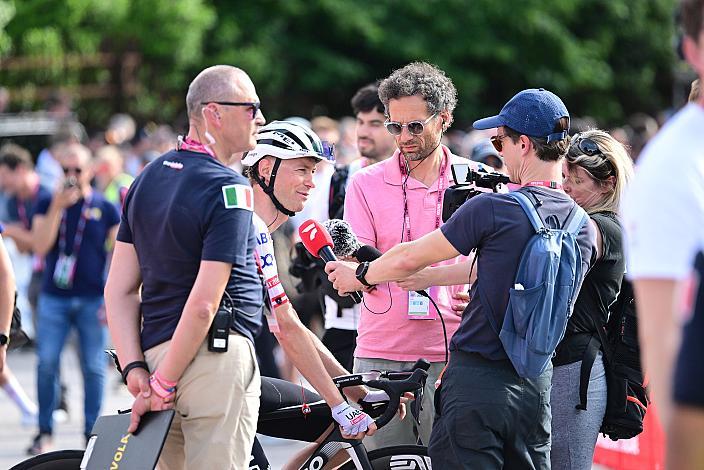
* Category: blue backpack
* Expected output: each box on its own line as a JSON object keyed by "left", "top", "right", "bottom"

{"left": 488, "top": 191, "right": 588, "bottom": 378}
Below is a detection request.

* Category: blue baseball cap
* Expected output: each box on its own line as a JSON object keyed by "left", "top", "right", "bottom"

{"left": 473, "top": 88, "right": 570, "bottom": 143}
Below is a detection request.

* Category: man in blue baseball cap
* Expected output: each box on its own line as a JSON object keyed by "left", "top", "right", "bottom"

{"left": 325, "top": 87, "right": 596, "bottom": 468}
{"left": 426, "top": 88, "right": 594, "bottom": 468}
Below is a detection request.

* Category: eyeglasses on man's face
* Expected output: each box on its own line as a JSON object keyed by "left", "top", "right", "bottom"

{"left": 384, "top": 113, "right": 438, "bottom": 136}
{"left": 490, "top": 133, "right": 510, "bottom": 152}
{"left": 62, "top": 166, "right": 83, "bottom": 175}
{"left": 201, "top": 101, "right": 261, "bottom": 120}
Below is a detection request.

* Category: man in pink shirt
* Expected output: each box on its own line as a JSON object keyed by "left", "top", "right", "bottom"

{"left": 343, "top": 62, "right": 486, "bottom": 449}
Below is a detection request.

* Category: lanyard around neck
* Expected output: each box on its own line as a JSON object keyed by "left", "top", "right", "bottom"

{"left": 400, "top": 151, "right": 447, "bottom": 242}
{"left": 58, "top": 195, "right": 92, "bottom": 256}
{"left": 523, "top": 180, "right": 563, "bottom": 190}
{"left": 177, "top": 136, "right": 216, "bottom": 159}
{"left": 16, "top": 185, "right": 39, "bottom": 229}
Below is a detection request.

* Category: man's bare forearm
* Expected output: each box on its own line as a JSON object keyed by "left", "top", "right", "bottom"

{"left": 273, "top": 304, "right": 345, "bottom": 407}
{"left": 633, "top": 278, "right": 684, "bottom": 426}
{"left": 105, "top": 289, "right": 144, "bottom": 365}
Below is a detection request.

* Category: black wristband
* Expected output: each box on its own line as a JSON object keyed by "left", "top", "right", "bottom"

{"left": 121, "top": 361, "right": 150, "bottom": 385}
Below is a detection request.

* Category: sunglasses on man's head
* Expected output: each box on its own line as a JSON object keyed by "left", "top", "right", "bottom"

{"left": 201, "top": 101, "right": 261, "bottom": 120}
{"left": 384, "top": 113, "right": 437, "bottom": 136}
{"left": 62, "top": 167, "right": 82, "bottom": 175}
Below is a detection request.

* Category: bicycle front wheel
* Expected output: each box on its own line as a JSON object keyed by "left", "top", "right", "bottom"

{"left": 339, "top": 445, "right": 431, "bottom": 470}
{"left": 10, "top": 450, "right": 84, "bottom": 470}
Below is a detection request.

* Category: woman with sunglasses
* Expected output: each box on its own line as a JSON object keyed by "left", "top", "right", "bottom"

{"left": 551, "top": 129, "right": 633, "bottom": 470}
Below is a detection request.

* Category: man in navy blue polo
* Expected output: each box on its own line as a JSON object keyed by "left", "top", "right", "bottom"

{"left": 326, "top": 89, "right": 595, "bottom": 469}
{"left": 29, "top": 142, "right": 120, "bottom": 454}
{"left": 105, "top": 65, "right": 266, "bottom": 470}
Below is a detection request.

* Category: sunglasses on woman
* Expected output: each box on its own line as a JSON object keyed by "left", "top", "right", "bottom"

{"left": 384, "top": 113, "right": 437, "bottom": 136}
{"left": 201, "top": 101, "right": 261, "bottom": 120}
{"left": 574, "top": 136, "right": 602, "bottom": 157}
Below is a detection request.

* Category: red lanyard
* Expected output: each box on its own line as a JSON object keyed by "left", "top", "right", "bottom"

{"left": 524, "top": 180, "right": 563, "bottom": 190}
{"left": 16, "top": 185, "right": 39, "bottom": 229}
{"left": 400, "top": 151, "right": 447, "bottom": 242}
{"left": 58, "top": 196, "right": 91, "bottom": 256}
{"left": 177, "top": 136, "right": 216, "bottom": 159}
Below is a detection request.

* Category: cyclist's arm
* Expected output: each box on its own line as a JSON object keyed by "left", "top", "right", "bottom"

{"left": 273, "top": 303, "right": 348, "bottom": 407}
{"left": 304, "top": 329, "right": 367, "bottom": 402}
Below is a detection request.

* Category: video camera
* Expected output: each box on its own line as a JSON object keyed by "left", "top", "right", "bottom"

{"left": 442, "top": 163, "right": 510, "bottom": 222}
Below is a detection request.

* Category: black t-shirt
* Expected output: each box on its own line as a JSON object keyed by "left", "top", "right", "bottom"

{"left": 554, "top": 212, "right": 625, "bottom": 363}
{"left": 440, "top": 187, "right": 596, "bottom": 360}
{"left": 117, "top": 149, "right": 263, "bottom": 351}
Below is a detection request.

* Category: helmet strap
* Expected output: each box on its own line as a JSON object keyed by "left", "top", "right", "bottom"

{"left": 252, "top": 158, "right": 297, "bottom": 217}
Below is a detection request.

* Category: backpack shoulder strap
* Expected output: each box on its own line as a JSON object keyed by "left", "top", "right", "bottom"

{"left": 508, "top": 191, "right": 545, "bottom": 232}
{"left": 564, "top": 203, "right": 589, "bottom": 236}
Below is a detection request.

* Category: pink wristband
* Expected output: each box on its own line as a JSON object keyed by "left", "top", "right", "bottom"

{"left": 154, "top": 370, "right": 177, "bottom": 388}
{"left": 149, "top": 375, "right": 176, "bottom": 399}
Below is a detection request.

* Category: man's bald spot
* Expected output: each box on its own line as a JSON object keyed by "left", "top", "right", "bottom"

{"left": 186, "top": 65, "right": 253, "bottom": 119}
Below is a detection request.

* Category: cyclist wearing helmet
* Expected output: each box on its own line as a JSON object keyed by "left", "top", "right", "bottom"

{"left": 242, "top": 122, "right": 402, "bottom": 466}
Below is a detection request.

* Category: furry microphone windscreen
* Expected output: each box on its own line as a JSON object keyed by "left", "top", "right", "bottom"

{"left": 322, "top": 219, "right": 361, "bottom": 258}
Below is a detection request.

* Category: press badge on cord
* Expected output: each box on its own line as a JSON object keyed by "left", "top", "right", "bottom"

{"left": 53, "top": 253, "right": 76, "bottom": 289}
{"left": 408, "top": 289, "right": 436, "bottom": 320}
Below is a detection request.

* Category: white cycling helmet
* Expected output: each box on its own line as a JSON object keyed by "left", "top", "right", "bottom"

{"left": 242, "top": 120, "right": 335, "bottom": 167}
{"left": 243, "top": 121, "right": 334, "bottom": 217}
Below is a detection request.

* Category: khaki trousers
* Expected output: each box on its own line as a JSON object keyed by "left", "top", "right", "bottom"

{"left": 145, "top": 334, "right": 260, "bottom": 470}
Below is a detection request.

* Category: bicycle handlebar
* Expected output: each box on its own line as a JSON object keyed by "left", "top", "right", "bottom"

{"left": 332, "top": 358, "right": 430, "bottom": 429}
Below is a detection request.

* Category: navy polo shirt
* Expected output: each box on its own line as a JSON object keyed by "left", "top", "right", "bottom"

{"left": 118, "top": 149, "right": 262, "bottom": 351}
{"left": 440, "top": 188, "right": 595, "bottom": 360}
{"left": 36, "top": 191, "right": 121, "bottom": 297}
{"left": 6, "top": 185, "right": 53, "bottom": 229}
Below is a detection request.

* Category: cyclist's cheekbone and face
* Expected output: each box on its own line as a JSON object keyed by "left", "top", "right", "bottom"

{"left": 243, "top": 120, "right": 334, "bottom": 219}
{"left": 256, "top": 155, "right": 318, "bottom": 213}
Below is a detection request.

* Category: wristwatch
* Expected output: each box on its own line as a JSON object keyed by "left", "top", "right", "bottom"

{"left": 0, "top": 333, "right": 9, "bottom": 347}
{"left": 355, "top": 262, "right": 375, "bottom": 287}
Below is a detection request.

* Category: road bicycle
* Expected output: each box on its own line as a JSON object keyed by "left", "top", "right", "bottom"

{"left": 12, "top": 356, "right": 432, "bottom": 470}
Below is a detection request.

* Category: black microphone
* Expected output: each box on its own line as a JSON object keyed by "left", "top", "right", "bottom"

{"left": 355, "top": 245, "right": 430, "bottom": 299}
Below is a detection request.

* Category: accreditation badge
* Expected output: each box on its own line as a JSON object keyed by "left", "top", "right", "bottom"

{"left": 408, "top": 290, "right": 432, "bottom": 320}
{"left": 53, "top": 254, "right": 77, "bottom": 289}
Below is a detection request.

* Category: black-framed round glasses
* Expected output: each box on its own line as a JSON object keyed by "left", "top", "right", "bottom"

{"left": 201, "top": 101, "right": 261, "bottom": 120}
{"left": 384, "top": 113, "right": 437, "bottom": 136}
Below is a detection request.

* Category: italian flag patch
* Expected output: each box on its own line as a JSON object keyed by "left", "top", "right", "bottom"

{"left": 221, "top": 184, "right": 253, "bottom": 211}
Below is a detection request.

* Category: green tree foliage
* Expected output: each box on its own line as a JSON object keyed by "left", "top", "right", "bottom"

{"left": 1, "top": 0, "right": 677, "bottom": 128}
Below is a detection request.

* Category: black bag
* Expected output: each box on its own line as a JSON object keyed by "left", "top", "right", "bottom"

{"left": 9, "top": 292, "right": 30, "bottom": 350}
{"left": 597, "top": 279, "right": 650, "bottom": 440}
{"left": 328, "top": 165, "right": 349, "bottom": 221}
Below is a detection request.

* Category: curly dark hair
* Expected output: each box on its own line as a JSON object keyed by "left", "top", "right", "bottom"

{"left": 378, "top": 62, "right": 457, "bottom": 123}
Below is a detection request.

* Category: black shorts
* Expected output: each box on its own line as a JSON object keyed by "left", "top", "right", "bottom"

{"left": 321, "top": 328, "right": 357, "bottom": 372}
{"left": 257, "top": 376, "right": 332, "bottom": 441}
{"left": 673, "top": 252, "right": 704, "bottom": 408}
